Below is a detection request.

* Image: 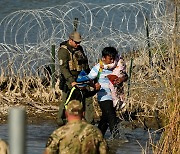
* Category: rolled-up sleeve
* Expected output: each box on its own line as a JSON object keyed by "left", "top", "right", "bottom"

{"left": 88, "top": 64, "right": 99, "bottom": 80}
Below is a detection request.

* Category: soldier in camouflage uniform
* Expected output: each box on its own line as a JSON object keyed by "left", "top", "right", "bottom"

{"left": 44, "top": 100, "right": 107, "bottom": 154}
{"left": 57, "top": 31, "right": 94, "bottom": 126}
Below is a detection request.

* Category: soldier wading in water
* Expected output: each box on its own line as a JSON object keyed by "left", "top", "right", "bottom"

{"left": 44, "top": 100, "right": 107, "bottom": 154}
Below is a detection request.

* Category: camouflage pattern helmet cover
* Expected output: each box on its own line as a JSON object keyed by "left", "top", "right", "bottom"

{"left": 66, "top": 100, "right": 83, "bottom": 115}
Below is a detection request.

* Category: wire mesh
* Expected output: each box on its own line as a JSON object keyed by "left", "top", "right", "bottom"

{"left": 0, "top": 0, "right": 175, "bottom": 76}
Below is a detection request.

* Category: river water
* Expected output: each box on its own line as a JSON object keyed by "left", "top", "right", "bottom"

{"left": 0, "top": 0, "right": 140, "bottom": 23}
{"left": 0, "top": 120, "right": 161, "bottom": 154}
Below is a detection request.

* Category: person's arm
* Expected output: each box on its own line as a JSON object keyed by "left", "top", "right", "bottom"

{"left": 88, "top": 64, "right": 99, "bottom": 80}
{"left": 43, "top": 132, "right": 60, "bottom": 154}
{"left": 89, "top": 81, "right": 101, "bottom": 91}
{"left": 114, "top": 73, "right": 128, "bottom": 85}
{"left": 83, "top": 82, "right": 101, "bottom": 98}
{"left": 99, "top": 139, "right": 108, "bottom": 154}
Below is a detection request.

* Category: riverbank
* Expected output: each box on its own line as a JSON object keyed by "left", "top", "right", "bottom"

{"left": 0, "top": 85, "right": 163, "bottom": 131}
{"left": 0, "top": 41, "right": 177, "bottom": 132}
{"left": 0, "top": 50, "right": 166, "bottom": 130}
{"left": 0, "top": 99, "right": 58, "bottom": 124}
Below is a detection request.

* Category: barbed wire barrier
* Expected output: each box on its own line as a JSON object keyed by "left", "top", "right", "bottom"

{"left": 0, "top": 0, "right": 179, "bottom": 121}
{"left": 0, "top": 0, "right": 175, "bottom": 73}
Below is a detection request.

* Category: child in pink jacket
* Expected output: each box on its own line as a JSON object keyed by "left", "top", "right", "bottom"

{"left": 105, "top": 55, "right": 128, "bottom": 109}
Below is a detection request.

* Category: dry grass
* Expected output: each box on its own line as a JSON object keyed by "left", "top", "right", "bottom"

{"left": 152, "top": 1, "right": 180, "bottom": 153}
{"left": 152, "top": 51, "right": 179, "bottom": 153}
{"left": 0, "top": 43, "right": 176, "bottom": 127}
{"left": 0, "top": 69, "right": 61, "bottom": 122}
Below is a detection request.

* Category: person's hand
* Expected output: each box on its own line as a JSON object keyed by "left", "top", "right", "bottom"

{"left": 114, "top": 76, "right": 128, "bottom": 85}
{"left": 114, "top": 74, "right": 128, "bottom": 85}
{"left": 94, "top": 83, "right": 101, "bottom": 91}
{"left": 114, "top": 77, "right": 123, "bottom": 85}
{"left": 71, "top": 82, "right": 77, "bottom": 87}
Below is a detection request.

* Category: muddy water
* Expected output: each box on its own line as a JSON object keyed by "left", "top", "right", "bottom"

{"left": 0, "top": 121, "right": 161, "bottom": 154}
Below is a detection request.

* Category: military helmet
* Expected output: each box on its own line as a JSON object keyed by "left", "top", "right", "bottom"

{"left": 66, "top": 100, "right": 83, "bottom": 115}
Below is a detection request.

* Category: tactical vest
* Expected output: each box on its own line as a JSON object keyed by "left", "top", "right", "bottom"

{"left": 61, "top": 45, "right": 89, "bottom": 71}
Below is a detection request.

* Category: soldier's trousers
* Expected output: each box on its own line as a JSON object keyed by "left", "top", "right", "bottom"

{"left": 57, "top": 91, "right": 94, "bottom": 126}
{"left": 84, "top": 97, "right": 94, "bottom": 124}
{"left": 57, "top": 91, "right": 68, "bottom": 126}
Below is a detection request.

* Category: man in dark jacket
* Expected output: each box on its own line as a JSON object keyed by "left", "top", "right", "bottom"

{"left": 60, "top": 70, "right": 101, "bottom": 125}
{"left": 57, "top": 31, "right": 94, "bottom": 126}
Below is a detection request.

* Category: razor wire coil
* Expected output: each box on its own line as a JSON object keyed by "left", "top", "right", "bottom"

{"left": 0, "top": 0, "right": 177, "bottom": 76}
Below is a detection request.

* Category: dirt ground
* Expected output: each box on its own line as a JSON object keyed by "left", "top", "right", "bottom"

{"left": 0, "top": 98, "right": 58, "bottom": 124}
{"left": 0, "top": 85, "right": 163, "bottom": 130}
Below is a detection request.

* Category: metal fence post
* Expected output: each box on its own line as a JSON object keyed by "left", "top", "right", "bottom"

{"left": 51, "top": 44, "right": 55, "bottom": 88}
{"left": 9, "top": 107, "right": 26, "bottom": 154}
{"left": 127, "top": 58, "right": 133, "bottom": 97}
{"left": 145, "top": 17, "right": 152, "bottom": 67}
{"left": 73, "top": 18, "right": 78, "bottom": 31}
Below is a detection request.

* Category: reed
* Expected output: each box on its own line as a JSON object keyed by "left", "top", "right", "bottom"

{"left": 0, "top": 67, "right": 61, "bottom": 117}
{"left": 153, "top": 51, "right": 179, "bottom": 153}
{"left": 153, "top": 0, "right": 180, "bottom": 153}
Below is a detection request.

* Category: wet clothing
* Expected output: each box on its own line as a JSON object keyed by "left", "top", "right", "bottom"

{"left": 57, "top": 41, "right": 94, "bottom": 125}
{"left": 45, "top": 120, "right": 107, "bottom": 154}
{"left": 88, "top": 62, "right": 119, "bottom": 136}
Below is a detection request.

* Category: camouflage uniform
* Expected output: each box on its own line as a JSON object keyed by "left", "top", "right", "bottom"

{"left": 45, "top": 100, "right": 107, "bottom": 154}
{"left": 57, "top": 32, "right": 94, "bottom": 125}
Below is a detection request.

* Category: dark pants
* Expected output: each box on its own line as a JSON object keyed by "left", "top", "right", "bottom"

{"left": 98, "top": 100, "right": 118, "bottom": 136}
